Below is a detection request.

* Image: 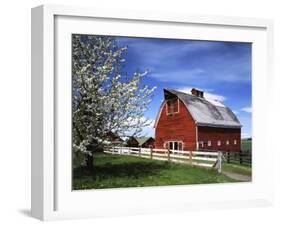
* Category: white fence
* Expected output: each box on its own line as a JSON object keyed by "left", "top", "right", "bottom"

{"left": 104, "top": 146, "right": 222, "bottom": 173}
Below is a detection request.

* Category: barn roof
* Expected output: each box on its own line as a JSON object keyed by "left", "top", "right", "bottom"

{"left": 155, "top": 89, "right": 242, "bottom": 129}
{"left": 135, "top": 137, "right": 155, "bottom": 146}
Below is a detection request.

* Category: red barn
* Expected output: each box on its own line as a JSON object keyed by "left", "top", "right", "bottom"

{"left": 154, "top": 88, "right": 242, "bottom": 152}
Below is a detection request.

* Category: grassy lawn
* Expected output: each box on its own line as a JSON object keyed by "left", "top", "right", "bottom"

{"left": 222, "top": 162, "right": 252, "bottom": 176}
{"left": 220, "top": 139, "right": 252, "bottom": 177}
{"left": 73, "top": 153, "right": 236, "bottom": 190}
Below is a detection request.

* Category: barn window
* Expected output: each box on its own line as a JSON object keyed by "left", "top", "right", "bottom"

{"left": 234, "top": 139, "right": 237, "bottom": 145}
{"left": 199, "top": 141, "right": 204, "bottom": 148}
{"left": 208, "top": 141, "right": 212, "bottom": 146}
{"left": 179, "top": 142, "right": 183, "bottom": 150}
{"left": 166, "top": 99, "right": 179, "bottom": 115}
{"left": 168, "top": 141, "right": 183, "bottom": 150}
{"left": 226, "top": 140, "right": 229, "bottom": 145}
{"left": 174, "top": 142, "right": 178, "bottom": 150}
{"left": 217, "top": 140, "right": 221, "bottom": 146}
{"left": 169, "top": 142, "right": 173, "bottom": 150}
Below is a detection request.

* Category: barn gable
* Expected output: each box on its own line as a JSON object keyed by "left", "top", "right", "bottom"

{"left": 158, "top": 89, "right": 242, "bottom": 129}
{"left": 154, "top": 95, "right": 197, "bottom": 150}
{"left": 127, "top": 136, "right": 155, "bottom": 148}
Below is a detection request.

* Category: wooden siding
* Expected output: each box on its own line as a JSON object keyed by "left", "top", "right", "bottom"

{"left": 127, "top": 137, "right": 155, "bottom": 148}
{"left": 142, "top": 138, "right": 155, "bottom": 148}
{"left": 126, "top": 138, "right": 139, "bottom": 147}
{"left": 155, "top": 99, "right": 197, "bottom": 150}
{"left": 198, "top": 127, "right": 241, "bottom": 152}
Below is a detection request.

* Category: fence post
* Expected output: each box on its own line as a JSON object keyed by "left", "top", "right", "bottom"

{"left": 239, "top": 151, "right": 243, "bottom": 164}
{"left": 189, "top": 151, "right": 192, "bottom": 165}
{"left": 227, "top": 152, "right": 230, "bottom": 163}
{"left": 139, "top": 147, "right": 141, "bottom": 157}
{"left": 218, "top": 151, "right": 222, "bottom": 173}
{"left": 150, "top": 147, "right": 153, "bottom": 159}
{"left": 167, "top": 148, "right": 170, "bottom": 162}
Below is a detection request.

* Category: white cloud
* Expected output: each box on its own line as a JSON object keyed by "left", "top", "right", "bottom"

{"left": 241, "top": 132, "right": 251, "bottom": 139}
{"left": 204, "top": 92, "right": 226, "bottom": 102}
{"left": 140, "top": 119, "right": 155, "bottom": 137}
{"left": 178, "top": 86, "right": 227, "bottom": 102}
{"left": 149, "top": 68, "right": 205, "bottom": 83}
{"left": 117, "top": 39, "right": 219, "bottom": 62}
{"left": 241, "top": 106, "right": 252, "bottom": 113}
{"left": 116, "top": 37, "right": 251, "bottom": 85}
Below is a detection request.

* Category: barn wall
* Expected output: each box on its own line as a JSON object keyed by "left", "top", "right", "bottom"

{"left": 155, "top": 99, "right": 197, "bottom": 150}
{"left": 142, "top": 139, "right": 155, "bottom": 148}
{"left": 127, "top": 138, "right": 139, "bottom": 147}
{"left": 198, "top": 126, "right": 241, "bottom": 152}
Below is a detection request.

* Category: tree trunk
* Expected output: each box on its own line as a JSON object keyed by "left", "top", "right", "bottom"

{"left": 85, "top": 154, "right": 94, "bottom": 173}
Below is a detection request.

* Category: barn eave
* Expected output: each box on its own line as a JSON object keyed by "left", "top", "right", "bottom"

{"left": 196, "top": 122, "right": 242, "bottom": 129}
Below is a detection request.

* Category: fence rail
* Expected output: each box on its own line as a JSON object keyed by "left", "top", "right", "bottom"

{"left": 104, "top": 146, "right": 222, "bottom": 172}
{"left": 223, "top": 151, "right": 252, "bottom": 165}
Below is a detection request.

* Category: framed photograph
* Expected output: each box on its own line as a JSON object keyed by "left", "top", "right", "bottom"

{"left": 31, "top": 4, "right": 274, "bottom": 221}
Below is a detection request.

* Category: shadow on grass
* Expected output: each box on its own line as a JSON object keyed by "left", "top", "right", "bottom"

{"left": 72, "top": 154, "right": 237, "bottom": 189}
{"left": 73, "top": 158, "right": 170, "bottom": 180}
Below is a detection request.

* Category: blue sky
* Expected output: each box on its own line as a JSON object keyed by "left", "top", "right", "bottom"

{"left": 115, "top": 37, "right": 252, "bottom": 139}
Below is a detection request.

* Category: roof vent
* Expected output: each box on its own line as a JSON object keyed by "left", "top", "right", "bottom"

{"left": 191, "top": 88, "right": 204, "bottom": 98}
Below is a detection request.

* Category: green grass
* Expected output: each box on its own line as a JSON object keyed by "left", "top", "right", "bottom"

{"left": 222, "top": 162, "right": 252, "bottom": 176}
{"left": 241, "top": 140, "right": 252, "bottom": 152}
{"left": 222, "top": 139, "right": 252, "bottom": 177}
{"left": 73, "top": 153, "right": 236, "bottom": 190}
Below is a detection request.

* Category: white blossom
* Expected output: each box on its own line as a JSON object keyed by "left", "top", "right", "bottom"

{"left": 72, "top": 35, "right": 156, "bottom": 157}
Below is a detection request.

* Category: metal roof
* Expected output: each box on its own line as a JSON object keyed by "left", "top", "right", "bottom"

{"left": 158, "top": 89, "right": 242, "bottom": 129}
{"left": 135, "top": 137, "right": 154, "bottom": 146}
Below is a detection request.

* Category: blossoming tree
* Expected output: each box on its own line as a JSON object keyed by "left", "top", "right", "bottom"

{"left": 72, "top": 35, "right": 156, "bottom": 170}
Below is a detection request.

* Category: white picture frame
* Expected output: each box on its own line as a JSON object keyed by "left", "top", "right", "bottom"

{"left": 31, "top": 4, "right": 274, "bottom": 221}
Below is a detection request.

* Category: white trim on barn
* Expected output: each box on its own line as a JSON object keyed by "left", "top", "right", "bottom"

{"left": 154, "top": 100, "right": 166, "bottom": 128}
{"left": 196, "top": 126, "right": 198, "bottom": 150}
{"left": 165, "top": 98, "right": 180, "bottom": 116}
{"left": 165, "top": 140, "right": 184, "bottom": 150}
{"left": 154, "top": 98, "right": 196, "bottom": 129}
